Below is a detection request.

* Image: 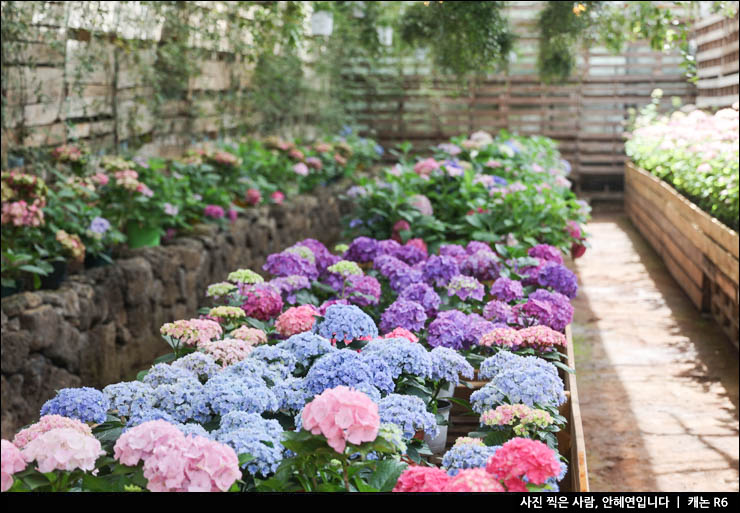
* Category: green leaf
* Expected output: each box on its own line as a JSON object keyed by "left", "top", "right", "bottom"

{"left": 366, "top": 459, "right": 407, "bottom": 492}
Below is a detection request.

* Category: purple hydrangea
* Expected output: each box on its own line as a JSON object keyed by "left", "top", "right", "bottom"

{"left": 393, "top": 244, "right": 426, "bottom": 265}
{"left": 447, "top": 275, "right": 485, "bottom": 301}
{"left": 389, "top": 267, "right": 423, "bottom": 293}
{"left": 343, "top": 236, "right": 379, "bottom": 263}
{"left": 460, "top": 250, "right": 501, "bottom": 282}
{"left": 427, "top": 310, "right": 468, "bottom": 349}
{"left": 422, "top": 255, "right": 460, "bottom": 287}
{"left": 318, "top": 298, "right": 349, "bottom": 315}
{"left": 89, "top": 216, "right": 111, "bottom": 234}
{"left": 373, "top": 254, "right": 407, "bottom": 277}
{"left": 346, "top": 274, "right": 381, "bottom": 307}
{"left": 269, "top": 275, "right": 311, "bottom": 304}
{"left": 466, "top": 241, "right": 492, "bottom": 255}
{"left": 263, "top": 252, "right": 318, "bottom": 280}
{"left": 528, "top": 244, "right": 564, "bottom": 264}
{"left": 483, "top": 300, "right": 515, "bottom": 324}
{"left": 489, "top": 277, "right": 524, "bottom": 303}
{"left": 380, "top": 299, "right": 428, "bottom": 334}
{"left": 439, "top": 244, "right": 468, "bottom": 264}
{"left": 512, "top": 298, "right": 552, "bottom": 329}
{"left": 376, "top": 239, "right": 402, "bottom": 257}
{"left": 466, "top": 313, "right": 496, "bottom": 346}
{"left": 527, "top": 289, "right": 574, "bottom": 332}
{"left": 399, "top": 282, "right": 441, "bottom": 317}
{"left": 295, "top": 238, "right": 335, "bottom": 272}
{"left": 537, "top": 262, "right": 578, "bottom": 299}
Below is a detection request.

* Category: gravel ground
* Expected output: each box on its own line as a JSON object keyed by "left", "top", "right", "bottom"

{"left": 569, "top": 212, "right": 739, "bottom": 492}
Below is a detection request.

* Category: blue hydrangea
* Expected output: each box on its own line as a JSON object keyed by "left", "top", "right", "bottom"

{"left": 352, "top": 381, "right": 382, "bottom": 403}
{"left": 249, "top": 345, "right": 297, "bottom": 376}
{"left": 125, "top": 407, "right": 177, "bottom": 428}
{"left": 142, "top": 363, "right": 196, "bottom": 387}
{"left": 170, "top": 352, "right": 221, "bottom": 381}
{"left": 378, "top": 394, "right": 438, "bottom": 439}
{"left": 224, "top": 358, "right": 284, "bottom": 386}
{"left": 471, "top": 352, "right": 566, "bottom": 412}
{"left": 103, "top": 381, "right": 155, "bottom": 417}
{"left": 313, "top": 304, "right": 378, "bottom": 341}
{"left": 275, "top": 332, "right": 336, "bottom": 368}
{"left": 304, "top": 349, "right": 394, "bottom": 396}
{"left": 272, "top": 377, "right": 311, "bottom": 411}
{"left": 177, "top": 422, "right": 211, "bottom": 439}
{"left": 151, "top": 377, "right": 211, "bottom": 423}
{"left": 430, "top": 347, "right": 474, "bottom": 385}
{"left": 214, "top": 413, "right": 285, "bottom": 477}
{"left": 204, "top": 373, "right": 279, "bottom": 416}
{"left": 361, "top": 339, "right": 433, "bottom": 380}
{"left": 40, "top": 387, "right": 110, "bottom": 423}
{"left": 442, "top": 444, "right": 500, "bottom": 476}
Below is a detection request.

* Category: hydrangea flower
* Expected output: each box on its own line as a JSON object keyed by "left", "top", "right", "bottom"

{"left": 39, "top": 387, "right": 110, "bottom": 424}
{"left": 426, "top": 310, "right": 468, "bottom": 349}
{"left": 275, "top": 305, "right": 319, "bottom": 337}
{"left": 160, "top": 319, "right": 223, "bottom": 347}
{"left": 170, "top": 352, "right": 221, "bottom": 381}
{"left": 442, "top": 443, "right": 500, "bottom": 476}
{"left": 377, "top": 394, "right": 438, "bottom": 439}
{"left": 345, "top": 274, "right": 381, "bottom": 307}
{"left": 22, "top": 428, "right": 104, "bottom": 474}
{"left": 373, "top": 254, "right": 406, "bottom": 277}
{"left": 393, "top": 243, "right": 427, "bottom": 265}
{"left": 379, "top": 299, "right": 427, "bottom": 334}
{"left": 327, "top": 260, "right": 363, "bottom": 277}
{"left": 151, "top": 377, "right": 211, "bottom": 424}
{"left": 461, "top": 250, "right": 501, "bottom": 282}
{"left": 471, "top": 352, "right": 566, "bottom": 412}
{"left": 443, "top": 467, "right": 506, "bottom": 492}
{"left": 393, "top": 466, "right": 451, "bottom": 492}
{"left": 409, "top": 194, "right": 433, "bottom": 216}
{"left": 389, "top": 266, "right": 424, "bottom": 293}
{"left": 480, "top": 404, "right": 554, "bottom": 436}
{"left": 214, "top": 413, "right": 285, "bottom": 477}
{"left": 377, "top": 423, "right": 407, "bottom": 454}
{"left": 318, "top": 298, "right": 349, "bottom": 315}
{"left": 225, "top": 358, "right": 285, "bottom": 386}
{"left": 227, "top": 269, "right": 264, "bottom": 284}
{"left": 249, "top": 345, "right": 297, "bottom": 376}
{"left": 422, "top": 255, "right": 460, "bottom": 287}
{"left": 383, "top": 327, "right": 419, "bottom": 343}
{"left": 176, "top": 423, "right": 211, "bottom": 439}
{"left": 240, "top": 283, "right": 283, "bottom": 321}
{"left": 230, "top": 326, "right": 268, "bottom": 345}
{"left": 301, "top": 386, "right": 380, "bottom": 453}
{"left": 284, "top": 245, "right": 316, "bottom": 265}
{"left": 269, "top": 275, "right": 311, "bottom": 304}
{"left": 12, "top": 415, "right": 93, "bottom": 449}
{"left": 275, "top": 332, "right": 336, "bottom": 368}
{"left": 526, "top": 289, "right": 574, "bottom": 332}
{"left": 486, "top": 437, "right": 561, "bottom": 488}
{"left": 304, "top": 350, "right": 394, "bottom": 396}
{"left": 272, "top": 377, "right": 311, "bottom": 411}
{"left": 1, "top": 440, "right": 26, "bottom": 491}
{"left": 439, "top": 244, "right": 468, "bottom": 264}
{"left": 429, "top": 347, "right": 474, "bottom": 385}
{"left": 263, "top": 252, "right": 318, "bottom": 280}
{"left": 537, "top": 262, "right": 578, "bottom": 299}
{"left": 352, "top": 382, "right": 382, "bottom": 403}
{"left": 294, "top": 238, "right": 335, "bottom": 272}
{"left": 399, "top": 282, "right": 441, "bottom": 317}
{"left": 204, "top": 373, "right": 279, "bottom": 416}
{"left": 200, "top": 338, "right": 253, "bottom": 367}
{"left": 447, "top": 275, "right": 485, "bottom": 301}
{"left": 478, "top": 327, "right": 523, "bottom": 350}
{"left": 489, "top": 277, "right": 524, "bottom": 303}
{"left": 209, "top": 306, "right": 246, "bottom": 321}
{"left": 124, "top": 408, "right": 177, "bottom": 428}
{"left": 375, "top": 239, "right": 401, "bottom": 257}
{"left": 343, "top": 237, "right": 379, "bottom": 263}
{"left": 114, "top": 419, "right": 187, "bottom": 466}
{"left": 528, "top": 244, "right": 564, "bottom": 264}
{"left": 313, "top": 304, "right": 378, "bottom": 342}
{"left": 103, "top": 381, "right": 156, "bottom": 417}
{"left": 519, "top": 325, "right": 567, "bottom": 352}
{"left": 361, "top": 339, "right": 433, "bottom": 380}
{"left": 465, "top": 313, "right": 496, "bottom": 346}
{"left": 466, "top": 241, "right": 492, "bottom": 255}
{"left": 206, "top": 282, "right": 237, "bottom": 298}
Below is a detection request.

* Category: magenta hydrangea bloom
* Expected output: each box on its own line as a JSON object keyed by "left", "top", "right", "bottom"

{"left": 204, "top": 205, "right": 225, "bottom": 219}
{"left": 346, "top": 275, "right": 381, "bottom": 307}
{"left": 380, "top": 299, "right": 428, "bottom": 334}
{"left": 422, "top": 255, "right": 460, "bottom": 287}
{"left": 241, "top": 283, "right": 284, "bottom": 321}
{"left": 399, "top": 282, "right": 441, "bottom": 317}
{"left": 461, "top": 250, "right": 501, "bottom": 282}
{"left": 263, "top": 251, "right": 318, "bottom": 280}
{"left": 489, "top": 277, "right": 524, "bottom": 303}
{"left": 528, "top": 244, "right": 564, "bottom": 264}
{"left": 526, "top": 289, "right": 574, "bottom": 331}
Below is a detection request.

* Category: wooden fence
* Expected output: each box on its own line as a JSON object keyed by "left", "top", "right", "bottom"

{"left": 694, "top": 11, "right": 740, "bottom": 109}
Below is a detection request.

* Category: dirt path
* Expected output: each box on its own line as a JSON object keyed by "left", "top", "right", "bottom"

{"left": 569, "top": 212, "right": 739, "bottom": 492}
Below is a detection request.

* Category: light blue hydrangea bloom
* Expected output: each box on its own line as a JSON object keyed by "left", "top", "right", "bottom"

{"left": 378, "top": 394, "right": 438, "bottom": 439}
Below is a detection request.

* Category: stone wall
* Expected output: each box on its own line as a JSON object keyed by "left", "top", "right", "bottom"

{"left": 0, "top": 186, "right": 348, "bottom": 439}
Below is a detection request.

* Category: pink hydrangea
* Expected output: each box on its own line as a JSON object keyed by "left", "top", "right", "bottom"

{"left": 241, "top": 284, "right": 284, "bottom": 321}
{"left": 485, "top": 160, "right": 502, "bottom": 168}
{"left": 271, "top": 191, "right": 285, "bottom": 204}
{"left": 391, "top": 220, "right": 411, "bottom": 243}
{"left": 486, "top": 437, "right": 561, "bottom": 486}
{"left": 306, "top": 157, "right": 322, "bottom": 170}
{"left": 409, "top": 194, "right": 433, "bottom": 216}
{"left": 230, "top": 326, "right": 268, "bottom": 345}
{"left": 301, "top": 386, "right": 380, "bottom": 453}
{"left": 245, "top": 188, "right": 262, "bottom": 206}
{"left": 293, "top": 162, "right": 309, "bottom": 176}
{"left": 288, "top": 149, "right": 304, "bottom": 161}
{"left": 443, "top": 468, "right": 505, "bottom": 492}
{"left": 518, "top": 325, "right": 566, "bottom": 351}
{"left": 143, "top": 435, "right": 240, "bottom": 492}
{"left": 383, "top": 327, "right": 419, "bottom": 343}
{"left": 201, "top": 338, "right": 254, "bottom": 367}
{"left": 275, "top": 305, "right": 319, "bottom": 337}
{"left": 1, "top": 200, "right": 45, "bottom": 227}
{"left": 392, "top": 466, "right": 451, "bottom": 492}
{"left": 22, "top": 428, "right": 104, "bottom": 474}
{"left": 13, "top": 414, "right": 93, "bottom": 449}
{"left": 160, "top": 319, "right": 223, "bottom": 348}
{"left": 114, "top": 420, "right": 185, "bottom": 466}
{"left": 2, "top": 440, "right": 26, "bottom": 492}
{"left": 406, "top": 238, "right": 428, "bottom": 256}
{"left": 412, "top": 158, "right": 439, "bottom": 178}
{"left": 478, "top": 327, "right": 523, "bottom": 349}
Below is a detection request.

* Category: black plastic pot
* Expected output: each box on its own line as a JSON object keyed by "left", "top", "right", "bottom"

{"left": 84, "top": 251, "right": 112, "bottom": 270}
{"left": 1, "top": 284, "right": 21, "bottom": 298}
{"left": 40, "top": 260, "right": 68, "bottom": 290}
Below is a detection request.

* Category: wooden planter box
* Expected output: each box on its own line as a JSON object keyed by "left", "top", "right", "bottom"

{"left": 625, "top": 162, "right": 739, "bottom": 349}
{"left": 447, "top": 326, "right": 590, "bottom": 492}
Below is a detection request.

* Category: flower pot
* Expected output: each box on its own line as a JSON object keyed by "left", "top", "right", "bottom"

{"left": 40, "top": 260, "right": 68, "bottom": 290}
{"left": 126, "top": 222, "right": 161, "bottom": 249}
{"left": 84, "top": 250, "right": 112, "bottom": 270}
{"left": 424, "top": 399, "right": 452, "bottom": 455}
{"left": 1, "top": 283, "right": 21, "bottom": 298}
{"left": 437, "top": 382, "right": 455, "bottom": 399}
